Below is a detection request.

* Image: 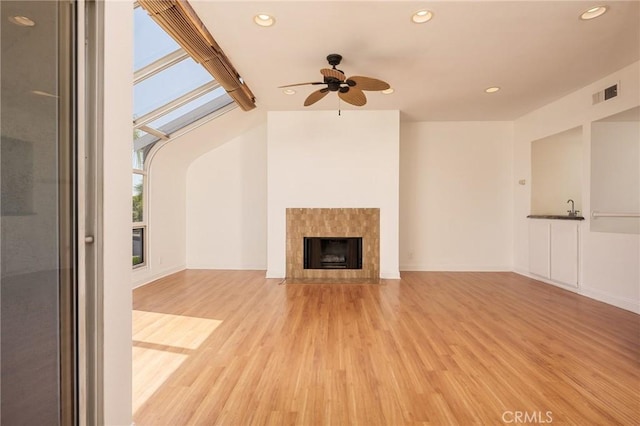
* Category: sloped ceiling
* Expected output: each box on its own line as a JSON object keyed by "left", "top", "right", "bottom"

{"left": 191, "top": 1, "right": 640, "bottom": 121}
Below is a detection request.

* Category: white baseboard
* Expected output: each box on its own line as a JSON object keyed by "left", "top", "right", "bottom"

{"left": 132, "top": 264, "right": 185, "bottom": 289}
{"left": 513, "top": 270, "right": 639, "bottom": 314}
{"left": 187, "top": 263, "right": 267, "bottom": 270}
{"left": 400, "top": 264, "right": 512, "bottom": 272}
{"left": 579, "top": 287, "right": 640, "bottom": 314}
{"left": 513, "top": 270, "right": 580, "bottom": 292}
{"left": 381, "top": 271, "right": 401, "bottom": 279}
{"left": 266, "top": 270, "right": 285, "bottom": 279}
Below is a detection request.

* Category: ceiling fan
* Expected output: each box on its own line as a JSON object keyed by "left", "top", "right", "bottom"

{"left": 279, "top": 54, "right": 390, "bottom": 107}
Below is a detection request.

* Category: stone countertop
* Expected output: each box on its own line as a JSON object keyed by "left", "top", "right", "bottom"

{"left": 527, "top": 214, "right": 585, "bottom": 220}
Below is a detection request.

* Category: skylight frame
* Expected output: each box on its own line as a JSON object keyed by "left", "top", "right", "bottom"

{"left": 134, "top": 96, "right": 236, "bottom": 152}
{"left": 133, "top": 2, "right": 238, "bottom": 159}
{"left": 134, "top": 80, "right": 222, "bottom": 130}
{"left": 134, "top": 48, "right": 189, "bottom": 84}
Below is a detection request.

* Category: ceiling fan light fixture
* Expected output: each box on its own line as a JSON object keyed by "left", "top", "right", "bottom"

{"left": 8, "top": 15, "right": 35, "bottom": 27}
{"left": 412, "top": 9, "right": 433, "bottom": 24}
{"left": 580, "top": 6, "right": 608, "bottom": 20}
{"left": 283, "top": 88, "right": 296, "bottom": 95}
{"left": 382, "top": 88, "right": 395, "bottom": 95}
{"left": 254, "top": 13, "right": 275, "bottom": 27}
{"left": 485, "top": 86, "right": 501, "bottom": 93}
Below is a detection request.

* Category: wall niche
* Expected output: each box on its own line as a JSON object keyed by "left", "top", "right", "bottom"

{"left": 530, "top": 126, "right": 582, "bottom": 215}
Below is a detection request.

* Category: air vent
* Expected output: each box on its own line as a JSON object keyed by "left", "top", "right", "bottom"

{"left": 592, "top": 82, "right": 619, "bottom": 105}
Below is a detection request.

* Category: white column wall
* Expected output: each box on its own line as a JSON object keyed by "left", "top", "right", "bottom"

{"left": 102, "top": 1, "right": 133, "bottom": 424}
{"left": 266, "top": 110, "right": 400, "bottom": 279}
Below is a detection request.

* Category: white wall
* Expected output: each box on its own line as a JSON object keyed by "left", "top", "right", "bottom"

{"left": 140, "top": 149, "right": 188, "bottom": 281}
{"left": 266, "top": 110, "right": 400, "bottom": 279}
{"left": 399, "top": 122, "right": 514, "bottom": 271}
{"left": 103, "top": 1, "right": 133, "bottom": 424}
{"left": 514, "top": 61, "right": 640, "bottom": 313}
{"left": 186, "top": 124, "right": 267, "bottom": 269}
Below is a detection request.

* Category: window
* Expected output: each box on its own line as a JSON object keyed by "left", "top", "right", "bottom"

{"left": 132, "top": 227, "right": 145, "bottom": 267}
{"left": 132, "top": 166, "right": 145, "bottom": 267}
{"left": 132, "top": 4, "right": 239, "bottom": 268}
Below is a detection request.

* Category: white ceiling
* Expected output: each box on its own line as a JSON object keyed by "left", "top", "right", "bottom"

{"left": 191, "top": 1, "right": 640, "bottom": 121}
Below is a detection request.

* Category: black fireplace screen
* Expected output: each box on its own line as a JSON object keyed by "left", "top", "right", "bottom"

{"left": 303, "top": 237, "right": 363, "bottom": 269}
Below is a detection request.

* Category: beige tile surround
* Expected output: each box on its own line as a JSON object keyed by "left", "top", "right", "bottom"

{"left": 286, "top": 208, "right": 380, "bottom": 283}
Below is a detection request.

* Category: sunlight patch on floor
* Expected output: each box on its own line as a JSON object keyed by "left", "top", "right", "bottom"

{"left": 132, "top": 346, "right": 187, "bottom": 413}
{"left": 133, "top": 310, "right": 222, "bottom": 349}
{"left": 132, "top": 310, "right": 223, "bottom": 413}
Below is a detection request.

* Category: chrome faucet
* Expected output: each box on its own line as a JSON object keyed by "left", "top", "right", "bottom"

{"left": 567, "top": 199, "right": 579, "bottom": 217}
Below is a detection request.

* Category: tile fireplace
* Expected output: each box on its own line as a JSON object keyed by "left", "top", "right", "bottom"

{"left": 286, "top": 208, "right": 379, "bottom": 282}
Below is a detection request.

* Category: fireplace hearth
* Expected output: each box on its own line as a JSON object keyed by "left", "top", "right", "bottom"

{"left": 304, "top": 237, "right": 362, "bottom": 269}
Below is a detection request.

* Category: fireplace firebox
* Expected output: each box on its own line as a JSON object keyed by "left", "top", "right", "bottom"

{"left": 303, "top": 237, "right": 363, "bottom": 269}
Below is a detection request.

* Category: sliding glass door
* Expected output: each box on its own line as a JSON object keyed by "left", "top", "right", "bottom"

{"left": 1, "top": 1, "right": 77, "bottom": 423}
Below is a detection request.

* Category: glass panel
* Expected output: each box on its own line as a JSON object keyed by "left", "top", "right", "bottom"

{"left": 134, "top": 58, "right": 213, "bottom": 117}
{"left": 133, "top": 5, "right": 236, "bottom": 148}
{"left": 133, "top": 173, "right": 144, "bottom": 222}
{"left": 1, "top": 0, "right": 74, "bottom": 423}
{"left": 147, "top": 88, "right": 233, "bottom": 130}
{"left": 133, "top": 228, "right": 145, "bottom": 266}
{"left": 134, "top": 6, "right": 180, "bottom": 70}
{"left": 132, "top": 129, "right": 149, "bottom": 169}
{"left": 133, "top": 134, "right": 160, "bottom": 162}
{"left": 133, "top": 148, "right": 145, "bottom": 170}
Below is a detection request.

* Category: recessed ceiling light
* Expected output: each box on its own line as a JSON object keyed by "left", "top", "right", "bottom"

{"left": 381, "top": 88, "right": 395, "bottom": 95}
{"left": 283, "top": 88, "right": 296, "bottom": 95}
{"left": 580, "top": 6, "right": 608, "bottom": 20}
{"left": 485, "top": 86, "right": 500, "bottom": 93}
{"left": 411, "top": 9, "right": 433, "bottom": 24}
{"left": 8, "top": 15, "right": 35, "bottom": 27}
{"left": 254, "top": 13, "right": 275, "bottom": 27}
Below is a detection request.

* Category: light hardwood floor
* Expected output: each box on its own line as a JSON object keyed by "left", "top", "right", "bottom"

{"left": 133, "top": 270, "right": 639, "bottom": 425}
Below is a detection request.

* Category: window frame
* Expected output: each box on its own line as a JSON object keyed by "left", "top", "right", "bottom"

{"left": 132, "top": 169, "right": 146, "bottom": 268}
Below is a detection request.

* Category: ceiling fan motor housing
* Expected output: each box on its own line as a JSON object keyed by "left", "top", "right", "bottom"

{"left": 326, "top": 53, "right": 342, "bottom": 67}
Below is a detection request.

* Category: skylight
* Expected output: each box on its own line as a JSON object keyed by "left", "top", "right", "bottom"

{"left": 134, "top": 7, "right": 180, "bottom": 69}
{"left": 133, "top": 4, "right": 235, "bottom": 166}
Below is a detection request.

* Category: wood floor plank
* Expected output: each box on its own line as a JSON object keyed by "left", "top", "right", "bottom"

{"left": 133, "top": 270, "right": 640, "bottom": 425}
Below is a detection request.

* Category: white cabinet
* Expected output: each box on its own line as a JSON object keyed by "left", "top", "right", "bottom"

{"left": 550, "top": 222, "right": 579, "bottom": 286}
{"left": 529, "top": 221, "right": 550, "bottom": 278}
{"left": 529, "top": 220, "right": 580, "bottom": 287}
